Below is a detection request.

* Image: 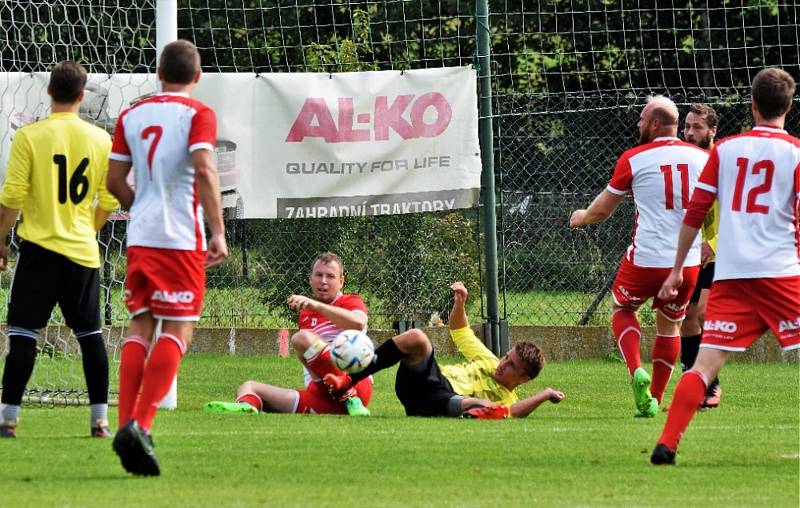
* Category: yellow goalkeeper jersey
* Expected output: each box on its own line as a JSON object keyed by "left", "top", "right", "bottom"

{"left": 0, "top": 112, "right": 117, "bottom": 268}
{"left": 701, "top": 200, "right": 719, "bottom": 261}
{"left": 441, "top": 327, "right": 518, "bottom": 407}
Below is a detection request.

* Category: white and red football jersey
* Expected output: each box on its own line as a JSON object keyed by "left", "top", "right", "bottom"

{"left": 607, "top": 137, "right": 710, "bottom": 268}
{"left": 298, "top": 292, "right": 368, "bottom": 385}
{"left": 110, "top": 92, "right": 217, "bottom": 251}
{"left": 684, "top": 126, "right": 800, "bottom": 280}
{"left": 298, "top": 293, "right": 368, "bottom": 341}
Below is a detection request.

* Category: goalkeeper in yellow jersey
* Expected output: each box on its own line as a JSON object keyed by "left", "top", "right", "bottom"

{"left": 677, "top": 104, "right": 722, "bottom": 409}
{"left": 325, "top": 281, "right": 564, "bottom": 418}
{"left": 0, "top": 61, "right": 118, "bottom": 438}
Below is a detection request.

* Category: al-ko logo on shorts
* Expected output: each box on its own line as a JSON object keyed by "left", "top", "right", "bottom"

{"left": 778, "top": 317, "right": 800, "bottom": 333}
{"left": 151, "top": 290, "right": 195, "bottom": 304}
{"left": 664, "top": 301, "right": 688, "bottom": 313}
{"left": 704, "top": 320, "right": 738, "bottom": 333}
{"left": 285, "top": 93, "right": 453, "bottom": 143}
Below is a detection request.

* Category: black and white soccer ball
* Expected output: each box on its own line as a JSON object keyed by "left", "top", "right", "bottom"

{"left": 330, "top": 330, "right": 374, "bottom": 374}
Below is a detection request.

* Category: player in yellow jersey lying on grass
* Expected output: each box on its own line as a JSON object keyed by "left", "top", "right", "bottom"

{"left": 325, "top": 282, "right": 564, "bottom": 418}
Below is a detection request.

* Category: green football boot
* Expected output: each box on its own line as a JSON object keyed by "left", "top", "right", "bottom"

{"left": 632, "top": 367, "right": 658, "bottom": 417}
{"left": 203, "top": 401, "right": 259, "bottom": 414}
{"left": 344, "top": 396, "right": 370, "bottom": 417}
{"left": 635, "top": 396, "right": 659, "bottom": 418}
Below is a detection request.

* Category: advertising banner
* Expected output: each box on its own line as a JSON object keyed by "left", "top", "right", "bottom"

{"left": 0, "top": 67, "right": 481, "bottom": 219}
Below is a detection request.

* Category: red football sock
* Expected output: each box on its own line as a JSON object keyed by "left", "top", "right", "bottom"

{"left": 305, "top": 341, "right": 357, "bottom": 400}
{"left": 612, "top": 308, "right": 641, "bottom": 377}
{"left": 133, "top": 334, "right": 185, "bottom": 432}
{"left": 117, "top": 337, "right": 149, "bottom": 428}
{"left": 658, "top": 370, "right": 706, "bottom": 450}
{"left": 305, "top": 342, "right": 340, "bottom": 379}
{"left": 651, "top": 334, "right": 680, "bottom": 403}
{"left": 236, "top": 393, "right": 263, "bottom": 411}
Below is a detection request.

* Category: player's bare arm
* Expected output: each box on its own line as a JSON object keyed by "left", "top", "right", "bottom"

{"left": 657, "top": 222, "right": 701, "bottom": 301}
{"left": 94, "top": 208, "right": 111, "bottom": 232}
{"left": 287, "top": 294, "right": 367, "bottom": 330}
{"left": 459, "top": 397, "right": 495, "bottom": 409}
{"left": 107, "top": 159, "right": 135, "bottom": 210}
{"left": 193, "top": 149, "right": 228, "bottom": 268}
{"left": 700, "top": 241, "right": 715, "bottom": 266}
{"left": 569, "top": 190, "right": 624, "bottom": 228}
{"left": 509, "top": 388, "right": 565, "bottom": 418}
{"left": 0, "top": 205, "right": 19, "bottom": 271}
{"left": 449, "top": 281, "right": 470, "bottom": 330}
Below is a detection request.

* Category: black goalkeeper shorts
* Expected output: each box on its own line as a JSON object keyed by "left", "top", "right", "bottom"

{"left": 689, "top": 262, "right": 715, "bottom": 304}
{"left": 7, "top": 241, "right": 101, "bottom": 333}
{"left": 394, "top": 350, "right": 460, "bottom": 417}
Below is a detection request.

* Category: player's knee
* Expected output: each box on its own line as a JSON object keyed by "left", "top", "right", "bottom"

{"left": 290, "top": 330, "right": 316, "bottom": 350}
{"left": 75, "top": 331, "right": 104, "bottom": 347}
{"left": 611, "top": 304, "right": 637, "bottom": 316}
{"left": 7, "top": 334, "right": 37, "bottom": 362}
{"left": 396, "top": 328, "right": 431, "bottom": 354}
{"left": 655, "top": 311, "right": 683, "bottom": 335}
{"left": 237, "top": 380, "right": 257, "bottom": 395}
{"left": 680, "top": 316, "right": 701, "bottom": 336}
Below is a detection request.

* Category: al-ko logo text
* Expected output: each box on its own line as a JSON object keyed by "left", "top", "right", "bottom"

{"left": 286, "top": 93, "right": 452, "bottom": 143}
{"left": 151, "top": 290, "right": 195, "bottom": 304}
{"left": 778, "top": 317, "right": 800, "bottom": 333}
{"left": 704, "top": 320, "right": 737, "bottom": 333}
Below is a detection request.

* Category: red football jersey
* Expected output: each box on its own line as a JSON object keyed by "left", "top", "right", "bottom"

{"left": 297, "top": 293, "right": 368, "bottom": 342}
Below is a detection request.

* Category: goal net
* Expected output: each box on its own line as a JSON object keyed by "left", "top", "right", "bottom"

{"left": 0, "top": 1, "right": 157, "bottom": 405}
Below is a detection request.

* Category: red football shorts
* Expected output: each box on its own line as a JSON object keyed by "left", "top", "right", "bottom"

{"left": 295, "top": 378, "right": 373, "bottom": 414}
{"left": 611, "top": 256, "right": 700, "bottom": 321}
{"left": 125, "top": 246, "right": 206, "bottom": 321}
{"left": 700, "top": 277, "right": 800, "bottom": 352}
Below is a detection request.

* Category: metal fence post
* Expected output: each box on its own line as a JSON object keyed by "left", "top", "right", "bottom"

{"left": 476, "top": 0, "right": 501, "bottom": 354}
{"left": 240, "top": 219, "right": 249, "bottom": 278}
{"left": 100, "top": 222, "right": 113, "bottom": 326}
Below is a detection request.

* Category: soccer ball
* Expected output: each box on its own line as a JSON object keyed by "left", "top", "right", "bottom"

{"left": 330, "top": 329, "right": 374, "bottom": 374}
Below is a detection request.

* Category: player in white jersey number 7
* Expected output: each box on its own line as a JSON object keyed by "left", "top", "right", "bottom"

{"left": 106, "top": 39, "right": 229, "bottom": 476}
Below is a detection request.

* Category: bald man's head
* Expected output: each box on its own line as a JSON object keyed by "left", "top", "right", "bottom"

{"left": 638, "top": 95, "right": 679, "bottom": 144}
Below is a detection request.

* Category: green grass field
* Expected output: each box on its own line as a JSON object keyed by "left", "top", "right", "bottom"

{"left": 2, "top": 356, "right": 798, "bottom": 507}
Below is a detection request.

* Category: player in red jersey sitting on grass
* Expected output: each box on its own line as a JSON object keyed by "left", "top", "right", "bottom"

{"left": 205, "top": 252, "right": 372, "bottom": 416}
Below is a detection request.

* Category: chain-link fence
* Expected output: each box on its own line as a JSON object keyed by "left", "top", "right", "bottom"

{"left": 99, "top": 212, "right": 483, "bottom": 330}
{"left": 497, "top": 100, "right": 799, "bottom": 326}
{"left": 487, "top": 1, "right": 798, "bottom": 325}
